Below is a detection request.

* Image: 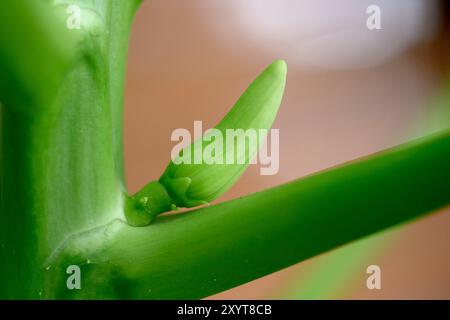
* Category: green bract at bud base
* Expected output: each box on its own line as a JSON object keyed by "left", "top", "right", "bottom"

{"left": 125, "top": 60, "right": 287, "bottom": 226}
{"left": 160, "top": 60, "right": 287, "bottom": 208}
{"left": 124, "top": 181, "right": 176, "bottom": 226}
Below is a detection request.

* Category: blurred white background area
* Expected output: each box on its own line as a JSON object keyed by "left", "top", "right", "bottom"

{"left": 195, "top": 0, "right": 439, "bottom": 70}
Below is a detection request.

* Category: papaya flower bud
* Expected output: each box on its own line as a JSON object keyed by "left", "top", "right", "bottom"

{"left": 125, "top": 60, "right": 287, "bottom": 226}
{"left": 161, "top": 60, "right": 287, "bottom": 207}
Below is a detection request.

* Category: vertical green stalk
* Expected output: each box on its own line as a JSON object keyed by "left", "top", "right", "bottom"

{"left": 0, "top": 0, "right": 140, "bottom": 299}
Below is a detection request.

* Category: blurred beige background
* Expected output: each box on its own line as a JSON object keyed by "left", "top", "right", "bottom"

{"left": 123, "top": 0, "right": 450, "bottom": 299}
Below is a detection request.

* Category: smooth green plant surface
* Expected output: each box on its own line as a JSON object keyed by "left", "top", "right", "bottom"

{"left": 1, "top": 0, "right": 140, "bottom": 299}
{"left": 1, "top": 0, "right": 449, "bottom": 299}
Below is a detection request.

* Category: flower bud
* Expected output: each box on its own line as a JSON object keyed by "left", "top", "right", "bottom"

{"left": 160, "top": 60, "right": 287, "bottom": 208}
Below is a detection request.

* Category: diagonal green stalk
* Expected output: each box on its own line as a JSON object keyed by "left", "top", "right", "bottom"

{"left": 280, "top": 79, "right": 450, "bottom": 300}
{"left": 44, "top": 130, "right": 450, "bottom": 299}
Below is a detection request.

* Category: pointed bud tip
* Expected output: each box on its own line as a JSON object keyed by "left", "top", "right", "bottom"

{"left": 268, "top": 60, "right": 287, "bottom": 78}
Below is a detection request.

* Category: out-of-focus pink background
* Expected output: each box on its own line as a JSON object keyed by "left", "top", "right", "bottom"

{"left": 124, "top": 0, "right": 450, "bottom": 299}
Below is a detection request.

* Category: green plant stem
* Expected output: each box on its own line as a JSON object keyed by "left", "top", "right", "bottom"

{"left": 280, "top": 76, "right": 450, "bottom": 300}
{"left": 44, "top": 130, "right": 450, "bottom": 299}
{"left": 0, "top": 0, "right": 77, "bottom": 112}
{"left": 0, "top": 0, "right": 141, "bottom": 299}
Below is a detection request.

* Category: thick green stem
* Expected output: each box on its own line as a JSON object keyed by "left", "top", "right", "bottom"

{"left": 0, "top": 1, "right": 78, "bottom": 111}
{"left": 44, "top": 130, "right": 450, "bottom": 299}
{"left": 0, "top": 0, "right": 140, "bottom": 299}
